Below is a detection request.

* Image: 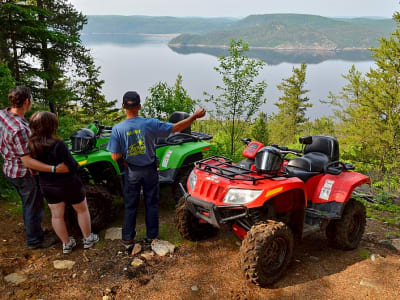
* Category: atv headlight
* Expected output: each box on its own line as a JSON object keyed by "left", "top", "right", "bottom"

{"left": 188, "top": 170, "right": 197, "bottom": 191}
{"left": 223, "top": 189, "right": 263, "bottom": 204}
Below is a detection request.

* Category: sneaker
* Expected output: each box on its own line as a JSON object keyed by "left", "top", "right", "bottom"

{"left": 63, "top": 237, "right": 77, "bottom": 254}
{"left": 83, "top": 233, "right": 99, "bottom": 249}
{"left": 120, "top": 239, "right": 134, "bottom": 250}
{"left": 27, "top": 231, "right": 59, "bottom": 249}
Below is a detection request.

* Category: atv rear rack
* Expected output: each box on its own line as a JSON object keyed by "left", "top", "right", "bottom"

{"left": 195, "top": 155, "right": 280, "bottom": 185}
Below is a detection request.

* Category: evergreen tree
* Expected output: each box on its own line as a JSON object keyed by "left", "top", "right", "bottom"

{"left": 205, "top": 39, "right": 267, "bottom": 155}
{"left": 0, "top": 0, "right": 107, "bottom": 115}
{"left": 76, "top": 60, "right": 120, "bottom": 124}
{"left": 329, "top": 12, "right": 400, "bottom": 179}
{"left": 270, "top": 62, "right": 311, "bottom": 144}
{"left": 0, "top": 63, "right": 15, "bottom": 108}
{"left": 251, "top": 112, "right": 269, "bottom": 145}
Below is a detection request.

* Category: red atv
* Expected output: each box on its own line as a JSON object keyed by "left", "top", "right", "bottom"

{"left": 175, "top": 135, "right": 370, "bottom": 286}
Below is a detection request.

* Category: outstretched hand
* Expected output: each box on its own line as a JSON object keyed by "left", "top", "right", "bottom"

{"left": 56, "top": 163, "right": 69, "bottom": 173}
{"left": 193, "top": 108, "right": 206, "bottom": 119}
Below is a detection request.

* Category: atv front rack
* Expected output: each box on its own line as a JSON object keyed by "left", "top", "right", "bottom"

{"left": 195, "top": 155, "right": 280, "bottom": 185}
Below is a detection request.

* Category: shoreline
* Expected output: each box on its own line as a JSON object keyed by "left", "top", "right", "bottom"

{"left": 168, "top": 43, "right": 369, "bottom": 51}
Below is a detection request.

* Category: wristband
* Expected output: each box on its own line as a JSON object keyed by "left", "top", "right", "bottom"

{"left": 51, "top": 165, "right": 55, "bottom": 173}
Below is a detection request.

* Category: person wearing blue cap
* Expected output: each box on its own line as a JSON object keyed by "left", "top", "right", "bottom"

{"left": 107, "top": 91, "right": 206, "bottom": 249}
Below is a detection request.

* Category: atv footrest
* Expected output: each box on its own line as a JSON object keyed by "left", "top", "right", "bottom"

{"left": 185, "top": 195, "right": 248, "bottom": 228}
{"left": 305, "top": 208, "right": 340, "bottom": 220}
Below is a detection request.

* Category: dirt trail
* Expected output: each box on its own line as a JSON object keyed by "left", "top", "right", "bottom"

{"left": 0, "top": 199, "right": 399, "bottom": 300}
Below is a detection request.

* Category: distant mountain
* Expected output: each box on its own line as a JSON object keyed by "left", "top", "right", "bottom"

{"left": 83, "top": 15, "right": 236, "bottom": 35}
{"left": 169, "top": 14, "right": 396, "bottom": 50}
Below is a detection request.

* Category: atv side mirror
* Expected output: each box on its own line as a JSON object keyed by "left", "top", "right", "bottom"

{"left": 299, "top": 136, "right": 312, "bottom": 145}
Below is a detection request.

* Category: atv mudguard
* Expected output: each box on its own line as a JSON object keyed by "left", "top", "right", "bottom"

{"left": 249, "top": 176, "right": 307, "bottom": 209}
{"left": 311, "top": 171, "right": 370, "bottom": 204}
{"left": 306, "top": 171, "right": 370, "bottom": 219}
{"left": 157, "top": 141, "right": 212, "bottom": 183}
{"left": 73, "top": 149, "right": 121, "bottom": 175}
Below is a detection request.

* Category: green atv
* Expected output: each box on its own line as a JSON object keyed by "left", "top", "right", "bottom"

{"left": 67, "top": 112, "right": 213, "bottom": 231}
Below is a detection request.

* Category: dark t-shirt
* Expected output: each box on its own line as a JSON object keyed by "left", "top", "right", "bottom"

{"left": 35, "top": 140, "right": 79, "bottom": 184}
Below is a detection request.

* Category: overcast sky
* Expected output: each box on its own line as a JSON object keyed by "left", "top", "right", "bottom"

{"left": 68, "top": 0, "right": 398, "bottom": 18}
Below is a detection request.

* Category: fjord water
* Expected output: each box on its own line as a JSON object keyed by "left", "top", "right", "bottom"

{"left": 84, "top": 34, "right": 374, "bottom": 119}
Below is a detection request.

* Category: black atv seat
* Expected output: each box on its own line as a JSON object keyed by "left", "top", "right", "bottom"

{"left": 286, "top": 135, "right": 339, "bottom": 182}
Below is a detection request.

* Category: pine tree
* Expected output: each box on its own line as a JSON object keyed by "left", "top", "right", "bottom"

{"left": 0, "top": 0, "right": 103, "bottom": 114}
{"left": 270, "top": 62, "right": 311, "bottom": 144}
{"left": 251, "top": 112, "right": 269, "bottom": 145}
{"left": 76, "top": 60, "right": 120, "bottom": 124}
{"left": 329, "top": 12, "right": 400, "bottom": 179}
{"left": 0, "top": 63, "right": 15, "bottom": 108}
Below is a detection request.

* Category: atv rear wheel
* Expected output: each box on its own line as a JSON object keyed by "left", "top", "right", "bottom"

{"left": 86, "top": 185, "right": 115, "bottom": 232}
{"left": 239, "top": 220, "right": 294, "bottom": 286}
{"left": 175, "top": 197, "right": 218, "bottom": 241}
{"left": 326, "top": 199, "right": 366, "bottom": 250}
{"left": 65, "top": 184, "right": 115, "bottom": 233}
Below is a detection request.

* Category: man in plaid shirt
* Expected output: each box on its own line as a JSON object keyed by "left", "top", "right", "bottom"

{"left": 0, "top": 86, "right": 68, "bottom": 248}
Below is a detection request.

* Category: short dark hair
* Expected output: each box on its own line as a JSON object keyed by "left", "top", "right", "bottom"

{"left": 8, "top": 86, "right": 32, "bottom": 108}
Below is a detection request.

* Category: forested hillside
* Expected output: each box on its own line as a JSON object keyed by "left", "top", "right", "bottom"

{"left": 83, "top": 15, "right": 236, "bottom": 34}
{"left": 169, "top": 14, "right": 395, "bottom": 50}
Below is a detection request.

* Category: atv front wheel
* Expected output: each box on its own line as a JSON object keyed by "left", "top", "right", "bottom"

{"left": 239, "top": 220, "right": 294, "bottom": 286}
{"left": 175, "top": 197, "right": 218, "bottom": 241}
{"left": 326, "top": 199, "right": 366, "bottom": 250}
{"left": 172, "top": 167, "right": 192, "bottom": 203}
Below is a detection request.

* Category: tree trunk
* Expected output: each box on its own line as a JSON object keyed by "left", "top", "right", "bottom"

{"left": 8, "top": 8, "right": 20, "bottom": 82}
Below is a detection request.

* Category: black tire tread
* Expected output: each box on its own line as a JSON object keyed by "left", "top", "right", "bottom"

{"left": 239, "top": 220, "right": 294, "bottom": 286}
{"left": 326, "top": 199, "right": 366, "bottom": 250}
{"left": 174, "top": 197, "right": 217, "bottom": 241}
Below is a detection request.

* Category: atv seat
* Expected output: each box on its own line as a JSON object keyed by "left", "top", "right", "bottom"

{"left": 286, "top": 135, "right": 339, "bottom": 182}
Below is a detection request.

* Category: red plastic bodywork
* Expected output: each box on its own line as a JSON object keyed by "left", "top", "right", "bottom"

{"left": 188, "top": 157, "right": 370, "bottom": 239}
{"left": 310, "top": 172, "right": 370, "bottom": 203}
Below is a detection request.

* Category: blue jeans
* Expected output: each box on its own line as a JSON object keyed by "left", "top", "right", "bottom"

{"left": 122, "top": 164, "right": 160, "bottom": 241}
{"left": 7, "top": 175, "right": 44, "bottom": 246}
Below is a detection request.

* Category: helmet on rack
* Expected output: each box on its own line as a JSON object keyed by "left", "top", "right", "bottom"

{"left": 255, "top": 146, "right": 283, "bottom": 175}
{"left": 70, "top": 128, "right": 96, "bottom": 154}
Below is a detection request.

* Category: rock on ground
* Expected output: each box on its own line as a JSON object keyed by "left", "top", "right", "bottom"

{"left": 105, "top": 227, "right": 122, "bottom": 240}
{"left": 141, "top": 252, "right": 155, "bottom": 261}
{"left": 4, "top": 272, "right": 27, "bottom": 284}
{"left": 131, "top": 243, "right": 142, "bottom": 256}
{"left": 151, "top": 239, "right": 176, "bottom": 256}
{"left": 53, "top": 260, "right": 76, "bottom": 270}
{"left": 131, "top": 258, "right": 144, "bottom": 267}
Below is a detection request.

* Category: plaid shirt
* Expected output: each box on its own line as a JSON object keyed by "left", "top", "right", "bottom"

{"left": 0, "top": 108, "right": 31, "bottom": 178}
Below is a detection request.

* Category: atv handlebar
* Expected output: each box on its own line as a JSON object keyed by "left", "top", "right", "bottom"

{"left": 271, "top": 144, "right": 302, "bottom": 156}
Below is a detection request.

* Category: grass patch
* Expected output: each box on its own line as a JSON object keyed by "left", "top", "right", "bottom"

{"left": 158, "top": 223, "right": 184, "bottom": 246}
{"left": 384, "top": 231, "right": 400, "bottom": 238}
{"left": 359, "top": 248, "right": 371, "bottom": 259}
{"left": 8, "top": 202, "right": 22, "bottom": 215}
{"left": 359, "top": 198, "right": 400, "bottom": 225}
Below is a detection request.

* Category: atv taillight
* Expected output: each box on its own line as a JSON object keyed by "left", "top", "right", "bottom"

{"left": 202, "top": 146, "right": 211, "bottom": 151}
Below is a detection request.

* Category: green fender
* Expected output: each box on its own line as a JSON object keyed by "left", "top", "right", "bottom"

{"left": 156, "top": 141, "right": 213, "bottom": 170}
{"left": 72, "top": 148, "right": 121, "bottom": 175}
